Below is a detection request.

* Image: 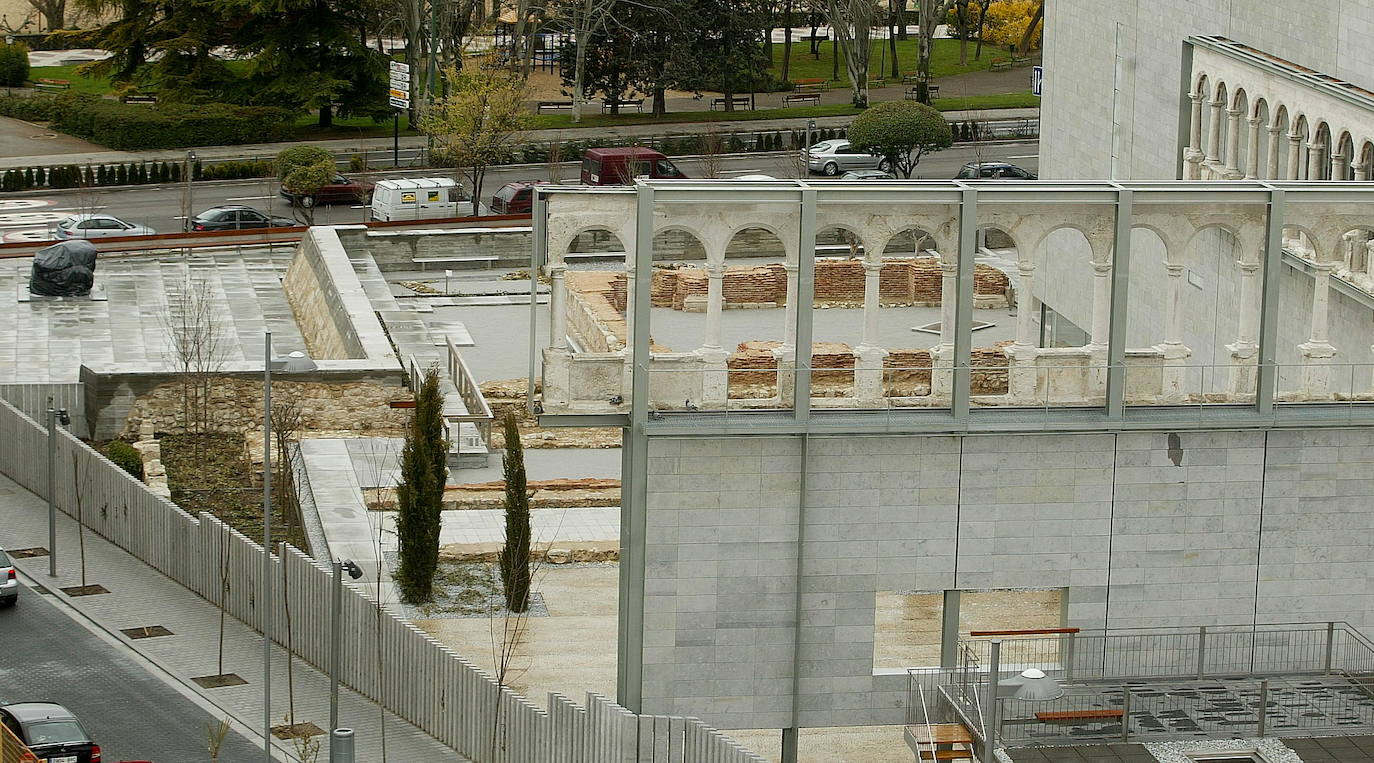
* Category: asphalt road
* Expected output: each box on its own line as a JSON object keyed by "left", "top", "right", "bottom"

{"left": 0, "top": 142, "right": 1038, "bottom": 243}
{"left": 0, "top": 581, "right": 260, "bottom": 762}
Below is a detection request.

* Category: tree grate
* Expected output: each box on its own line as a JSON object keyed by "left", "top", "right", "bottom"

{"left": 120, "top": 625, "right": 174, "bottom": 639}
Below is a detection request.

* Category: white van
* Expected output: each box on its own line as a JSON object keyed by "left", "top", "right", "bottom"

{"left": 369, "top": 177, "right": 483, "bottom": 221}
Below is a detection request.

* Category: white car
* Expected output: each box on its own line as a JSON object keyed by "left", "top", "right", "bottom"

{"left": 54, "top": 213, "right": 156, "bottom": 239}
{"left": 804, "top": 140, "right": 892, "bottom": 176}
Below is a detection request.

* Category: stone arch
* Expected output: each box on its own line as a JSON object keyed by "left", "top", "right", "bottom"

{"left": 1335, "top": 131, "right": 1356, "bottom": 181}
{"left": 1313, "top": 121, "right": 1334, "bottom": 180}
{"left": 1213, "top": 82, "right": 1230, "bottom": 162}
{"left": 1250, "top": 96, "right": 1268, "bottom": 122}
{"left": 977, "top": 223, "right": 1025, "bottom": 260}
{"left": 880, "top": 226, "right": 937, "bottom": 257}
{"left": 1283, "top": 222, "right": 1325, "bottom": 263}
{"left": 1251, "top": 98, "right": 1272, "bottom": 178}
{"left": 1361, "top": 141, "right": 1374, "bottom": 175}
{"left": 724, "top": 226, "right": 788, "bottom": 261}
{"left": 1131, "top": 223, "right": 1180, "bottom": 260}
{"left": 1291, "top": 114, "right": 1311, "bottom": 179}
{"left": 566, "top": 226, "right": 628, "bottom": 256}
{"left": 814, "top": 223, "right": 871, "bottom": 259}
{"left": 652, "top": 224, "right": 708, "bottom": 261}
{"left": 1193, "top": 72, "right": 1210, "bottom": 98}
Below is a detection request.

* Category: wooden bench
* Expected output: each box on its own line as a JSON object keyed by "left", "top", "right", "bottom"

{"left": 918, "top": 752, "right": 973, "bottom": 761}
{"left": 537, "top": 101, "right": 574, "bottom": 113}
{"left": 1012, "top": 55, "right": 1032, "bottom": 67}
{"left": 989, "top": 58, "right": 1012, "bottom": 72}
{"left": 414, "top": 254, "right": 500, "bottom": 270}
{"left": 783, "top": 92, "right": 820, "bottom": 107}
{"left": 34, "top": 78, "right": 71, "bottom": 92}
{"left": 1035, "top": 709, "right": 1124, "bottom": 723}
{"left": 710, "top": 96, "right": 753, "bottom": 111}
{"left": 867, "top": 74, "right": 887, "bottom": 88}
{"left": 902, "top": 72, "right": 926, "bottom": 84}
{"left": 120, "top": 94, "right": 157, "bottom": 104}
{"left": 792, "top": 78, "right": 830, "bottom": 92}
{"left": 601, "top": 98, "right": 644, "bottom": 113}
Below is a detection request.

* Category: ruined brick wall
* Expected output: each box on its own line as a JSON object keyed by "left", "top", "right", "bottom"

{"left": 565, "top": 271, "right": 628, "bottom": 352}
{"left": 725, "top": 342, "right": 1010, "bottom": 397}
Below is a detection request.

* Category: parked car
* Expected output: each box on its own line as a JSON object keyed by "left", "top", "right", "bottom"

{"left": 955, "top": 162, "right": 1038, "bottom": 179}
{"left": 840, "top": 169, "right": 896, "bottom": 180}
{"left": 54, "top": 214, "right": 155, "bottom": 240}
{"left": 804, "top": 140, "right": 892, "bottom": 176}
{"left": 579, "top": 147, "right": 687, "bottom": 185}
{"left": 489, "top": 180, "right": 552, "bottom": 215}
{"left": 0, "top": 548, "right": 16, "bottom": 608}
{"left": 279, "top": 174, "right": 375, "bottom": 208}
{"left": 190, "top": 205, "right": 296, "bottom": 231}
{"left": 370, "top": 178, "right": 484, "bottom": 221}
{"left": 0, "top": 702, "right": 101, "bottom": 762}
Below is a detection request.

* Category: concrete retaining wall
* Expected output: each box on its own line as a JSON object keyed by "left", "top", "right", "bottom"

{"left": 284, "top": 227, "right": 397, "bottom": 361}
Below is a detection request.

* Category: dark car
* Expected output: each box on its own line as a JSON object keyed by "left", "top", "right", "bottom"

{"left": 0, "top": 702, "right": 101, "bottom": 762}
{"left": 955, "top": 162, "right": 1038, "bottom": 179}
{"left": 190, "top": 205, "right": 297, "bottom": 231}
{"left": 0, "top": 548, "right": 16, "bottom": 607}
{"left": 279, "top": 174, "right": 375, "bottom": 208}
{"left": 489, "top": 180, "right": 551, "bottom": 215}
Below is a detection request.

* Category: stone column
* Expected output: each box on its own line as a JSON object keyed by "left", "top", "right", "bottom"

{"left": 1226, "top": 259, "right": 1261, "bottom": 397}
{"left": 1367, "top": 239, "right": 1374, "bottom": 280}
{"left": 1299, "top": 257, "right": 1337, "bottom": 399}
{"left": 1087, "top": 258, "right": 1112, "bottom": 395}
{"left": 542, "top": 256, "right": 572, "bottom": 410}
{"left": 1184, "top": 94, "right": 1205, "bottom": 180}
{"left": 854, "top": 259, "right": 888, "bottom": 407}
{"left": 619, "top": 256, "right": 637, "bottom": 406}
{"left": 930, "top": 258, "right": 959, "bottom": 401}
{"left": 1306, "top": 140, "right": 1325, "bottom": 180}
{"left": 698, "top": 259, "right": 729, "bottom": 407}
{"left": 1244, "top": 117, "right": 1262, "bottom": 179}
{"left": 1225, "top": 108, "right": 1244, "bottom": 178}
{"left": 1330, "top": 149, "right": 1347, "bottom": 182}
{"left": 1286, "top": 133, "right": 1303, "bottom": 180}
{"left": 1355, "top": 161, "right": 1371, "bottom": 182}
{"left": 773, "top": 262, "right": 800, "bottom": 405}
{"left": 1005, "top": 260, "right": 1040, "bottom": 401}
{"left": 549, "top": 263, "right": 569, "bottom": 350}
{"left": 1266, "top": 125, "right": 1282, "bottom": 179}
{"left": 1153, "top": 263, "right": 1191, "bottom": 402}
{"left": 1205, "top": 98, "right": 1224, "bottom": 173}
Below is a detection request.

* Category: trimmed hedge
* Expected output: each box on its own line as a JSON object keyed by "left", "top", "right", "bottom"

{"left": 0, "top": 93, "right": 293, "bottom": 150}
{"left": 0, "top": 42, "right": 29, "bottom": 88}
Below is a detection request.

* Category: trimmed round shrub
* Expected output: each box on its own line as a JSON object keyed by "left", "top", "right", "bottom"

{"left": 104, "top": 440, "right": 144, "bottom": 480}
{"left": 0, "top": 42, "right": 30, "bottom": 88}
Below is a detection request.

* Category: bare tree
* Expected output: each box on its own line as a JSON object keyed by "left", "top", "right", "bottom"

{"left": 71, "top": 456, "right": 89, "bottom": 587}
{"left": 545, "top": 139, "right": 566, "bottom": 184}
{"left": 163, "top": 276, "right": 224, "bottom": 440}
{"left": 825, "top": 0, "right": 874, "bottom": 108}
{"left": 699, "top": 128, "right": 727, "bottom": 179}
{"left": 216, "top": 530, "right": 231, "bottom": 678}
{"left": 25, "top": 0, "right": 62, "bottom": 31}
{"left": 270, "top": 386, "right": 305, "bottom": 542}
{"left": 559, "top": 0, "right": 619, "bottom": 123}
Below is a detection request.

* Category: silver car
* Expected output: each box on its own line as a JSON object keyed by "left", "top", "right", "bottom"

{"left": 804, "top": 140, "right": 892, "bottom": 176}
{"left": 54, "top": 213, "right": 156, "bottom": 239}
{"left": 1, "top": 548, "right": 17, "bottom": 607}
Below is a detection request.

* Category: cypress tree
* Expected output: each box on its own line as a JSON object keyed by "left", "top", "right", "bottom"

{"left": 393, "top": 366, "right": 448, "bottom": 604}
{"left": 499, "top": 409, "right": 531, "bottom": 613}
{"left": 170, "top": 162, "right": 181, "bottom": 182}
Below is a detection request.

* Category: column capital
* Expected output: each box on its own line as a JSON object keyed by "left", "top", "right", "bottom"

{"left": 1267, "top": 124, "right": 1284, "bottom": 136}
{"left": 547, "top": 262, "right": 568, "bottom": 276}
{"left": 1226, "top": 107, "right": 1243, "bottom": 118}
{"left": 1289, "top": 132, "right": 1303, "bottom": 144}
{"left": 1189, "top": 92, "right": 1205, "bottom": 105}
{"left": 862, "top": 260, "right": 883, "bottom": 274}
{"left": 781, "top": 262, "right": 800, "bottom": 273}
{"left": 1017, "top": 260, "right": 1036, "bottom": 275}
{"left": 1246, "top": 116, "right": 1262, "bottom": 128}
{"left": 939, "top": 262, "right": 958, "bottom": 275}
{"left": 1235, "top": 259, "right": 1260, "bottom": 274}
{"left": 705, "top": 262, "right": 726, "bottom": 277}
{"left": 1164, "top": 263, "right": 1185, "bottom": 276}
{"left": 1091, "top": 261, "right": 1112, "bottom": 276}
{"left": 1307, "top": 141, "right": 1324, "bottom": 151}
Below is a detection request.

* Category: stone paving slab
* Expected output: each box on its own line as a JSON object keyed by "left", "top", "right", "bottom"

{"left": 0, "top": 250, "right": 304, "bottom": 382}
{"left": 378, "top": 506, "right": 620, "bottom": 547}
{"left": 0, "top": 471, "right": 462, "bottom": 761}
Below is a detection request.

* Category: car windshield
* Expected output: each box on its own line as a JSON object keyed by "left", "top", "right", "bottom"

{"left": 57, "top": 217, "right": 76, "bottom": 228}
{"left": 26, "top": 720, "right": 87, "bottom": 745}
{"left": 0, "top": 548, "right": 9, "bottom": 564}
{"left": 811, "top": 141, "right": 833, "bottom": 151}
{"left": 495, "top": 185, "right": 518, "bottom": 201}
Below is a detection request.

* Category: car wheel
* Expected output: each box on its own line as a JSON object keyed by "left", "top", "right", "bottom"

{"left": 823, "top": 162, "right": 840, "bottom": 176}
{"left": 878, "top": 158, "right": 893, "bottom": 173}
{"left": 300, "top": 195, "right": 316, "bottom": 208}
{"left": 1, "top": 597, "right": 16, "bottom": 609}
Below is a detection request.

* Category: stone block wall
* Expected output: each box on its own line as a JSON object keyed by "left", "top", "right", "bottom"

{"left": 634, "top": 426, "right": 1374, "bottom": 730}
{"left": 284, "top": 228, "right": 397, "bottom": 362}
{"left": 726, "top": 341, "right": 1010, "bottom": 396}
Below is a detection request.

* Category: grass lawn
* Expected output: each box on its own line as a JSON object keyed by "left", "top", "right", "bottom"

{"left": 26, "top": 64, "right": 112, "bottom": 95}
{"left": 772, "top": 36, "right": 1013, "bottom": 86}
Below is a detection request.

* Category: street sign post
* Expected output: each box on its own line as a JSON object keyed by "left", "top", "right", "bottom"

{"left": 1032, "top": 65, "right": 1044, "bottom": 97}
{"left": 388, "top": 61, "right": 411, "bottom": 168}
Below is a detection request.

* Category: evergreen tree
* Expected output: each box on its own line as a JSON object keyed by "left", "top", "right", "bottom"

{"left": 394, "top": 366, "right": 448, "bottom": 604}
{"left": 498, "top": 410, "right": 531, "bottom": 612}
{"left": 116, "top": 164, "right": 128, "bottom": 184}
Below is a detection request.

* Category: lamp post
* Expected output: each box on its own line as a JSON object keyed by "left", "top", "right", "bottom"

{"left": 183, "top": 150, "right": 197, "bottom": 232}
{"left": 330, "top": 559, "right": 363, "bottom": 745}
{"left": 46, "top": 401, "right": 69, "bottom": 578}
{"left": 262, "top": 336, "right": 318, "bottom": 760}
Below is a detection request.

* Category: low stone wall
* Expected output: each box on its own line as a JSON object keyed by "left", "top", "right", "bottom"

{"left": 727, "top": 340, "right": 1010, "bottom": 396}
{"left": 283, "top": 227, "right": 397, "bottom": 361}
{"left": 649, "top": 258, "right": 1010, "bottom": 311}
{"left": 566, "top": 271, "right": 628, "bottom": 352}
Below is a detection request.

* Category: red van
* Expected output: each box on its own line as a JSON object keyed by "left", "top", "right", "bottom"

{"left": 579, "top": 147, "right": 688, "bottom": 185}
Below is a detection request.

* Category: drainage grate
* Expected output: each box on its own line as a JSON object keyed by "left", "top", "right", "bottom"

{"left": 120, "top": 625, "right": 173, "bottom": 639}
{"left": 6, "top": 547, "right": 49, "bottom": 558}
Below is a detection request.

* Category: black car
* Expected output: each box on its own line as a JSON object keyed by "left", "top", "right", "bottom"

{"left": 190, "top": 205, "right": 297, "bottom": 231}
{"left": 0, "top": 702, "right": 101, "bottom": 762}
{"left": 955, "top": 162, "right": 1038, "bottom": 179}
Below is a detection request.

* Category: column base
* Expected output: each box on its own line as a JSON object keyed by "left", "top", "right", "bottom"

{"left": 697, "top": 347, "right": 730, "bottom": 408}
{"left": 1298, "top": 341, "right": 1338, "bottom": 400}
{"left": 1004, "top": 344, "right": 1040, "bottom": 403}
{"left": 1152, "top": 342, "right": 1192, "bottom": 403}
{"left": 1225, "top": 341, "right": 1257, "bottom": 397}
{"left": 541, "top": 347, "right": 572, "bottom": 412}
{"left": 854, "top": 344, "right": 889, "bottom": 409}
{"left": 1183, "top": 149, "right": 1204, "bottom": 181}
{"left": 772, "top": 345, "right": 797, "bottom": 408}
{"left": 930, "top": 344, "right": 954, "bottom": 403}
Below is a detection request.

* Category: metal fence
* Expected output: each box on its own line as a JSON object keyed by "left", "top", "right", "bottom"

{"left": 0, "top": 398, "right": 762, "bottom": 763}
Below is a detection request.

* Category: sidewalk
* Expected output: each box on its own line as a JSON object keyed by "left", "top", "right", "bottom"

{"left": 0, "top": 105, "right": 1038, "bottom": 170}
{"left": 0, "top": 471, "right": 464, "bottom": 762}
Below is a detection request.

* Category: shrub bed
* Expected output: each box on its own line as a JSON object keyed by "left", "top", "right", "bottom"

{"left": 0, "top": 92, "right": 293, "bottom": 149}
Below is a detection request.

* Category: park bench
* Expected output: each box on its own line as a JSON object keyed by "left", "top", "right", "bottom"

{"left": 34, "top": 78, "right": 71, "bottom": 92}
{"left": 902, "top": 72, "right": 926, "bottom": 84}
{"left": 1035, "top": 709, "right": 1124, "bottom": 723}
{"left": 867, "top": 74, "right": 887, "bottom": 87}
{"left": 120, "top": 94, "right": 157, "bottom": 104}
{"left": 710, "top": 95, "right": 754, "bottom": 111}
{"left": 1012, "top": 55, "right": 1033, "bottom": 67}
{"left": 414, "top": 254, "right": 500, "bottom": 270}
{"left": 537, "top": 101, "right": 575, "bottom": 113}
{"left": 989, "top": 58, "right": 1013, "bottom": 72}
{"left": 783, "top": 92, "right": 821, "bottom": 107}
{"left": 601, "top": 98, "right": 644, "bottom": 113}
{"left": 904, "top": 85, "right": 939, "bottom": 100}
{"left": 792, "top": 78, "right": 830, "bottom": 92}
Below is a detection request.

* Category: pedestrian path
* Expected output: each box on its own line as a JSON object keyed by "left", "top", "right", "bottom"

{"left": 0, "top": 471, "right": 464, "bottom": 762}
{"left": 383, "top": 505, "right": 620, "bottom": 546}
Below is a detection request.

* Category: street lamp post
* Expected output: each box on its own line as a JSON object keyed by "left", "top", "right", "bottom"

{"left": 183, "top": 150, "right": 197, "bottom": 232}
{"left": 46, "top": 402, "right": 69, "bottom": 578}
{"left": 261, "top": 335, "right": 318, "bottom": 760}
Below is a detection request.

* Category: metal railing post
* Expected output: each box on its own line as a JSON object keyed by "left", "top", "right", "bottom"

{"left": 1064, "top": 631, "right": 1076, "bottom": 682}
{"left": 1197, "top": 626, "right": 1208, "bottom": 680}
{"left": 46, "top": 404, "right": 57, "bottom": 578}
{"left": 329, "top": 728, "right": 355, "bottom": 763}
{"left": 984, "top": 639, "right": 1001, "bottom": 762}
{"left": 1324, "top": 621, "right": 1336, "bottom": 675}
{"left": 1257, "top": 679, "right": 1268, "bottom": 737}
{"left": 1121, "top": 687, "right": 1131, "bottom": 743}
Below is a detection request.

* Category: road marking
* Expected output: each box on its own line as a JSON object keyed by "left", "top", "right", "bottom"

{"left": 0, "top": 211, "right": 67, "bottom": 227}
{"left": 720, "top": 169, "right": 764, "bottom": 175}
{"left": 3, "top": 228, "right": 52, "bottom": 242}
{"left": 0, "top": 199, "right": 55, "bottom": 211}
{"left": 51, "top": 207, "right": 106, "bottom": 213}
{"left": 1006, "top": 154, "right": 1039, "bottom": 159}
{"left": 225, "top": 195, "right": 276, "bottom": 201}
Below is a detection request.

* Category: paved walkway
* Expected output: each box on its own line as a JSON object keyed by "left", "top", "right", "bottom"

{"left": 384, "top": 506, "right": 620, "bottom": 546}
{"left": 0, "top": 471, "right": 463, "bottom": 761}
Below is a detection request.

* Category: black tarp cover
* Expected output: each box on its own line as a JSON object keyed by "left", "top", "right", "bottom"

{"left": 29, "top": 240, "right": 97, "bottom": 296}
